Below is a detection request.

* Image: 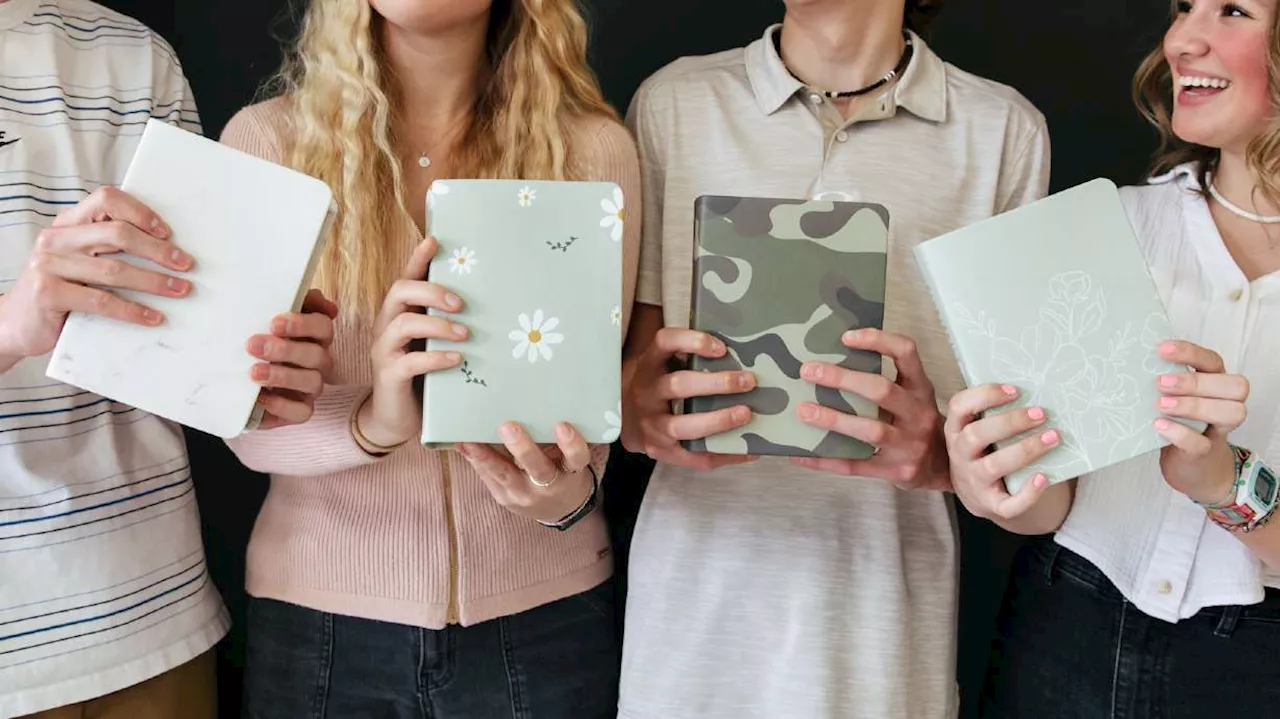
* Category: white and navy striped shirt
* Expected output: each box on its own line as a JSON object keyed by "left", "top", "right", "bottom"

{"left": 0, "top": 1, "right": 228, "bottom": 714}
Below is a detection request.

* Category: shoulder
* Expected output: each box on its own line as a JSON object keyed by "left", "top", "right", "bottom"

{"left": 1118, "top": 163, "right": 1199, "bottom": 236}
{"left": 942, "top": 61, "right": 1047, "bottom": 141}
{"left": 43, "top": 0, "right": 186, "bottom": 71}
{"left": 630, "top": 47, "right": 750, "bottom": 117}
{"left": 567, "top": 113, "right": 640, "bottom": 180}
{"left": 220, "top": 96, "right": 292, "bottom": 165}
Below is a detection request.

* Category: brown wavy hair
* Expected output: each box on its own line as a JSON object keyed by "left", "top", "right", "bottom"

{"left": 270, "top": 0, "right": 616, "bottom": 319}
{"left": 1133, "top": 1, "right": 1280, "bottom": 201}
{"left": 905, "top": 0, "right": 944, "bottom": 32}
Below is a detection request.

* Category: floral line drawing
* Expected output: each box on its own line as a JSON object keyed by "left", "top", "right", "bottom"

{"left": 460, "top": 361, "right": 487, "bottom": 387}
{"left": 546, "top": 236, "right": 578, "bottom": 252}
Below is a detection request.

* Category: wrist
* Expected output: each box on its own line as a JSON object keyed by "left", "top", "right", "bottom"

{"left": 1185, "top": 450, "right": 1240, "bottom": 506}
{"left": 354, "top": 391, "right": 412, "bottom": 454}
{"left": 538, "top": 466, "right": 600, "bottom": 531}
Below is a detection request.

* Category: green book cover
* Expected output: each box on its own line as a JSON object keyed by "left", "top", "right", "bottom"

{"left": 913, "top": 178, "right": 1203, "bottom": 494}
{"left": 421, "top": 179, "right": 624, "bottom": 448}
{"left": 683, "top": 195, "right": 889, "bottom": 459}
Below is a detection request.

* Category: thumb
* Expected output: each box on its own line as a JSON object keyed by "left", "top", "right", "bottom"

{"left": 403, "top": 236, "right": 440, "bottom": 280}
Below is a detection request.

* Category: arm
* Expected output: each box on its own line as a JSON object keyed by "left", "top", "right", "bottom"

{"left": 218, "top": 106, "right": 379, "bottom": 476}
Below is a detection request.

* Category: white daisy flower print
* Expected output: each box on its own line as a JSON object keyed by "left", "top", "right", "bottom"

{"left": 610, "top": 305, "right": 622, "bottom": 326}
{"left": 449, "top": 247, "right": 477, "bottom": 275}
{"left": 428, "top": 181, "right": 450, "bottom": 200}
{"left": 603, "top": 402, "right": 622, "bottom": 443}
{"left": 508, "top": 309, "right": 563, "bottom": 363}
{"left": 600, "top": 186, "right": 624, "bottom": 241}
{"left": 517, "top": 186, "right": 536, "bottom": 207}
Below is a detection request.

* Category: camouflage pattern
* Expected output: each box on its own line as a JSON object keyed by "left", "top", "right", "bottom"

{"left": 682, "top": 195, "right": 889, "bottom": 459}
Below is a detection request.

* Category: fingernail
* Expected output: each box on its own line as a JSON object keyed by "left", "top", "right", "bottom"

{"left": 1028, "top": 406, "right": 1045, "bottom": 422}
{"left": 451, "top": 323, "right": 468, "bottom": 337}
{"left": 842, "top": 330, "right": 859, "bottom": 343}
{"left": 272, "top": 317, "right": 290, "bottom": 335}
{"left": 799, "top": 404, "right": 818, "bottom": 421}
{"left": 1155, "top": 418, "right": 1172, "bottom": 431}
{"left": 710, "top": 339, "right": 726, "bottom": 355}
{"left": 1033, "top": 473, "right": 1048, "bottom": 489}
{"left": 251, "top": 364, "right": 269, "bottom": 381}
{"left": 445, "top": 293, "right": 461, "bottom": 309}
{"left": 167, "top": 277, "right": 189, "bottom": 294}
{"left": 500, "top": 424, "right": 518, "bottom": 440}
{"left": 1041, "top": 430, "right": 1059, "bottom": 446}
{"left": 1160, "top": 341, "right": 1176, "bottom": 355}
{"left": 143, "top": 309, "right": 163, "bottom": 324}
{"left": 557, "top": 423, "right": 573, "bottom": 441}
{"left": 734, "top": 406, "right": 751, "bottom": 422}
{"left": 802, "top": 363, "right": 820, "bottom": 380}
{"left": 445, "top": 351, "right": 461, "bottom": 363}
{"left": 151, "top": 217, "right": 170, "bottom": 237}
{"left": 1159, "top": 397, "right": 1177, "bottom": 410}
{"left": 737, "top": 373, "right": 754, "bottom": 390}
{"left": 1001, "top": 384, "right": 1018, "bottom": 396}
{"left": 1159, "top": 374, "right": 1177, "bottom": 389}
{"left": 170, "top": 247, "right": 190, "bottom": 267}
{"left": 247, "top": 336, "right": 267, "bottom": 355}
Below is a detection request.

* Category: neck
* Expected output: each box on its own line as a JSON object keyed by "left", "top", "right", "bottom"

{"left": 778, "top": 1, "right": 906, "bottom": 92}
{"left": 378, "top": 13, "right": 487, "bottom": 137}
{"left": 1213, "top": 149, "right": 1280, "bottom": 219}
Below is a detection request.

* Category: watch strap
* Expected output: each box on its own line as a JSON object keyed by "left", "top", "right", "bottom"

{"left": 538, "top": 465, "right": 599, "bottom": 532}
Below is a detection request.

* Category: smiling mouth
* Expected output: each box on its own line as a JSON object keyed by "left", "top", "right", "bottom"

{"left": 1178, "top": 74, "right": 1232, "bottom": 99}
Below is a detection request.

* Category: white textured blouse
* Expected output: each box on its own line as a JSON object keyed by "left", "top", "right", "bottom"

{"left": 1056, "top": 162, "right": 1280, "bottom": 622}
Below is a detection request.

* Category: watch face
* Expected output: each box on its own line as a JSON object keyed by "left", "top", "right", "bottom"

{"left": 1254, "top": 464, "right": 1278, "bottom": 506}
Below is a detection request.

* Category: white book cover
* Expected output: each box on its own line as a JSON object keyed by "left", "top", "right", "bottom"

{"left": 913, "top": 179, "right": 1203, "bottom": 493}
{"left": 46, "top": 119, "right": 334, "bottom": 438}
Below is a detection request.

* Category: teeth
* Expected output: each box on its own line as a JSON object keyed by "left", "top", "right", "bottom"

{"left": 1179, "top": 75, "right": 1231, "bottom": 89}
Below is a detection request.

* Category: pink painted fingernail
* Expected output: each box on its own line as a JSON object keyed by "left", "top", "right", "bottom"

{"left": 1160, "top": 397, "right": 1177, "bottom": 410}
{"left": 1028, "top": 407, "right": 1045, "bottom": 422}
{"left": 1002, "top": 384, "right": 1018, "bottom": 396}
{"left": 1041, "top": 430, "right": 1059, "bottom": 446}
{"left": 451, "top": 323, "right": 468, "bottom": 338}
{"left": 1159, "top": 375, "right": 1177, "bottom": 388}
{"left": 445, "top": 294, "right": 461, "bottom": 308}
{"left": 1033, "top": 473, "right": 1048, "bottom": 489}
{"left": 1155, "top": 418, "right": 1172, "bottom": 431}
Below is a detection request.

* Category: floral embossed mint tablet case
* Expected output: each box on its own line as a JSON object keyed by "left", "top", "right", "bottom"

{"left": 420, "top": 179, "right": 624, "bottom": 448}
{"left": 913, "top": 178, "right": 1205, "bottom": 495}
{"left": 681, "top": 195, "right": 890, "bottom": 460}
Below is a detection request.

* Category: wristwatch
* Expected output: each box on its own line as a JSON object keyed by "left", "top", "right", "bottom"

{"left": 1199, "top": 445, "right": 1279, "bottom": 534}
{"left": 538, "top": 465, "right": 600, "bottom": 532}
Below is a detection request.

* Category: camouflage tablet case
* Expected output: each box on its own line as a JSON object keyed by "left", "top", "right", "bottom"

{"left": 682, "top": 195, "right": 889, "bottom": 459}
{"left": 421, "top": 179, "right": 624, "bottom": 448}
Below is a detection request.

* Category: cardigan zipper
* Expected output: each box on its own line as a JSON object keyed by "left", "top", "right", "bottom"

{"left": 440, "top": 451, "right": 460, "bottom": 624}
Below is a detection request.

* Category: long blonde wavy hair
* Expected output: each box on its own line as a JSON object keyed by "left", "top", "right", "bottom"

{"left": 1134, "top": 0, "right": 1280, "bottom": 201}
{"left": 269, "top": 0, "right": 617, "bottom": 319}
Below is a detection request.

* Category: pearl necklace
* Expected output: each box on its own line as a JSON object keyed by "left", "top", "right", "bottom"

{"left": 1208, "top": 182, "right": 1280, "bottom": 224}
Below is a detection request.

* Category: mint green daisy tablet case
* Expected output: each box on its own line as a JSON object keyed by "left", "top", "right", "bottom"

{"left": 681, "top": 195, "right": 890, "bottom": 460}
{"left": 421, "top": 179, "right": 624, "bottom": 449}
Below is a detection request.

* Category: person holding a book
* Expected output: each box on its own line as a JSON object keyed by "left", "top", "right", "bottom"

{"left": 947, "top": 1, "right": 1280, "bottom": 715}
{"left": 219, "top": 0, "right": 641, "bottom": 715}
{"left": 616, "top": 0, "right": 1050, "bottom": 716}
{"left": 0, "top": 1, "right": 337, "bottom": 717}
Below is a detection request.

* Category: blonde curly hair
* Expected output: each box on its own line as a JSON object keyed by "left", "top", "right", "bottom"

{"left": 270, "top": 0, "right": 616, "bottom": 319}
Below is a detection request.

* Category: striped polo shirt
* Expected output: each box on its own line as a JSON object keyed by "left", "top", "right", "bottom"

{"left": 0, "top": 1, "right": 228, "bottom": 715}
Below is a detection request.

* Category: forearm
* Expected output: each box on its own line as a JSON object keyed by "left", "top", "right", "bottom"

{"left": 1232, "top": 516, "right": 1280, "bottom": 570}
{"left": 226, "top": 383, "right": 383, "bottom": 476}
{"left": 991, "top": 481, "right": 1075, "bottom": 536}
{"left": 0, "top": 297, "right": 24, "bottom": 374}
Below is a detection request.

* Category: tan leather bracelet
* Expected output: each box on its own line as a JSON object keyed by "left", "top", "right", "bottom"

{"left": 350, "top": 393, "right": 405, "bottom": 457}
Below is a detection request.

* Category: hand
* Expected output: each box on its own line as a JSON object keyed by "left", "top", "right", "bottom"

{"left": 246, "top": 289, "right": 338, "bottom": 429}
{"left": 621, "top": 327, "right": 758, "bottom": 472}
{"left": 457, "top": 422, "right": 596, "bottom": 524}
{"left": 0, "top": 187, "right": 194, "bottom": 361}
{"left": 793, "top": 328, "right": 949, "bottom": 490}
{"left": 944, "top": 383, "right": 1061, "bottom": 520}
{"left": 1153, "top": 340, "right": 1249, "bottom": 505}
{"left": 359, "top": 237, "right": 466, "bottom": 448}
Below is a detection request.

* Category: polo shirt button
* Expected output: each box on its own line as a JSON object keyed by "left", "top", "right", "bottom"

{"left": 835, "top": 130, "right": 849, "bottom": 142}
{"left": 1229, "top": 288, "right": 1244, "bottom": 302}
{"left": 1156, "top": 579, "right": 1173, "bottom": 595}
{"left": 809, "top": 93, "right": 824, "bottom": 105}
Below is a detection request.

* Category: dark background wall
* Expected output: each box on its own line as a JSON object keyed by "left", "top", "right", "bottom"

{"left": 102, "top": 0, "right": 1172, "bottom": 716}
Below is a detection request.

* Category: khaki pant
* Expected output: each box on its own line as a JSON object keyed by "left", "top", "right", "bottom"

{"left": 19, "top": 651, "right": 216, "bottom": 719}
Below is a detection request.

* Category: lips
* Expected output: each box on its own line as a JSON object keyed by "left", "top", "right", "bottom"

{"left": 1176, "top": 73, "right": 1232, "bottom": 105}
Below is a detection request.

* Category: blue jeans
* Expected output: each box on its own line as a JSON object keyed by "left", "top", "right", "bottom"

{"left": 242, "top": 580, "right": 619, "bottom": 719}
{"left": 982, "top": 537, "right": 1280, "bottom": 718}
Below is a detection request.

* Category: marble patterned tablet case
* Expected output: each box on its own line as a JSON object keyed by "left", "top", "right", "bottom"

{"left": 420, "top": 179, "right": 624, "bottom": 448}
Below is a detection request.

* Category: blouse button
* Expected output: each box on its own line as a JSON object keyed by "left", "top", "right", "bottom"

{"left": 1229, "top": 288, "right": 1244, "bottom": 302}
{"left": 1156, "top": 579, "right": 1173, "bottom": 595}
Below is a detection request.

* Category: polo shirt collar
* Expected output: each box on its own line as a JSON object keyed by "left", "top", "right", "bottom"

{"left": 745, "top": 23, "right": 948, "bottom": 122}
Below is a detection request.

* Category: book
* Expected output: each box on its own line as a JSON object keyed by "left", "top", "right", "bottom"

{"left": 913, "top": 178, "right": 1202, "bottom": 493}
{"left": 420, "top": 179, "right": 624, "bottom": 447}
{"left": 682, "top": 195, "right": 890, "bottom": 459}
{"left": 45, "top": 119, "right": 335, "bottom": 439}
